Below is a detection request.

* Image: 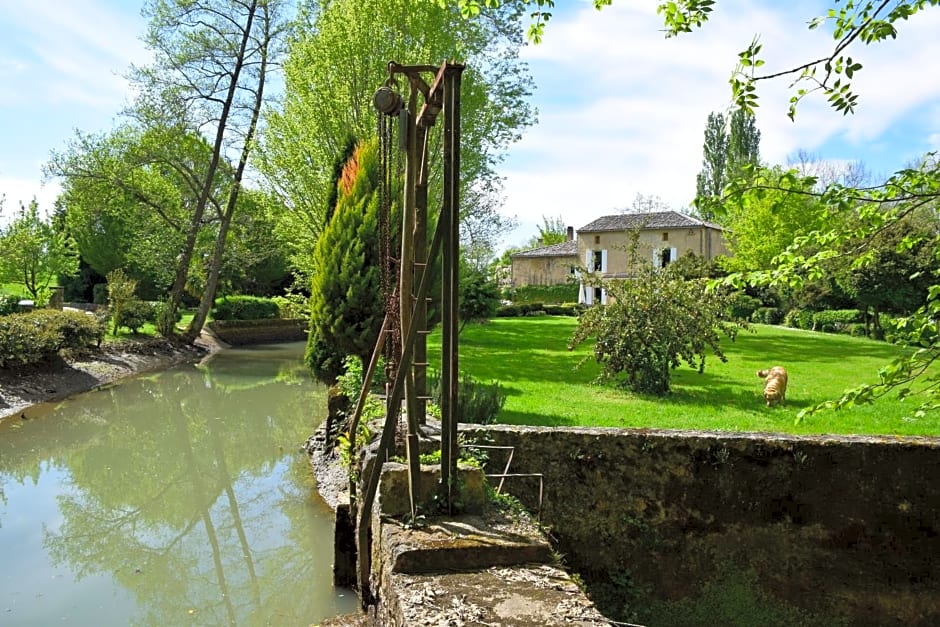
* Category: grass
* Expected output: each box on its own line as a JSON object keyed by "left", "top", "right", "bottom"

{"left": 428, "top": 316, "right": 939, "bottom": 437}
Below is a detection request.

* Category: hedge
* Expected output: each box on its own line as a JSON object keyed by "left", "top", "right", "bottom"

{"left": 496, "top": 302, "right": 582, "bottom": 318}
{"left": 504, "top": 284, "right": 579, "bottom": 305}
{"left": 212, "top": 295, "right": 280, "bottom": 321}
{"left": 0, "top": 309, "right": 105, "bottom": 368}
{"left": 812, "top": 309, "right": 863, "bottom": 333}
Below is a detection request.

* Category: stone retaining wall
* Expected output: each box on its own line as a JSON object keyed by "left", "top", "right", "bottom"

{"left": 207, "top": 319, "right": 306, "bottom": 345}
{"left": 461, "top": 425, "right": 940, "bottom": 625}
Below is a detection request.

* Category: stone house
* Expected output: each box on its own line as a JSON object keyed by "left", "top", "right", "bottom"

{"left": 577, "top": 211, "right": 729, "bottom": 304}
{"left": 510, "top": 227, "right": 579, "bottom": 288}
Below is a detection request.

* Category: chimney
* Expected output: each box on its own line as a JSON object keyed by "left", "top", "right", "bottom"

{"left": 566, "top": 226, "right": 574, "bottom": 241}
{"left": 537, "top": 237, "right": 543, "bottom": 247}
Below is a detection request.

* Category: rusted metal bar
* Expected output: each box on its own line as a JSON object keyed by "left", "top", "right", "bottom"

{"left": 356, "top": 215, "right": 444, "bottom": 603}
{"left": 346, "top": 314, "right": 390, "bottom": 507}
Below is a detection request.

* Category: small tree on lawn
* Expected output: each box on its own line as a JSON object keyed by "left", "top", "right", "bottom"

{"left": 459, "top": 269, "right": 500, "bottom": 333}
{"left": 569, "top": 261, "right": 746, "bottom": 396}
{"left": 106, "top": 268, "right": 138, "bottom": 336}
{"left": 0, "top": 198, "right": 79, "bottom": 302}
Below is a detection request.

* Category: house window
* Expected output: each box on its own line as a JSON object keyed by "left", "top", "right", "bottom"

{"left": 594, "top": 235, "right": 601, "bottom": 245}
{"left": 662, "top": 232, "right": 669, "bottom": 242}
{"left": 594, "top": 287, "right": 603, "bottom": 303}
{"left": 593, "top": 250, "right": 603, "bottom": 272}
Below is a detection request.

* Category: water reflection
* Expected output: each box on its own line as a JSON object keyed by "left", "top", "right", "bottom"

{"left": 0, "top": 342, "right": 356, "bottom": 626}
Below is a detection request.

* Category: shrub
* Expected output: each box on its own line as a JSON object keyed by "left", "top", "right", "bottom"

{"left": 460, "top": 273, "right": 500, "bottom": 328}
{"left": 812, "top": 309, "right": 862, "bottom": 333}
{"left": 92, "top": 283, "right": 109, "bottom": 305}
{"left": 728, "top": 292, "right": 762, "bottom": 320}
{"left": 153, "top": 299, "right": 181, "bottom": 337}
{"left": 751, "top": 307, "right": 783, "bottom": 325}
{"left": 848, "top": 323, "right": 868, "bottom": 337}
{"left": 272, "top": 292, "right": 310, "bottom": 319}
{"left": 116, "top": 300, "right": 155, "bottom": 334}
{"left": 106, "top": 269, "right": 137, "bottom": 336}
{"left": 507, "top": 284, "right": 579, "bottom": 305}
{"left": 570, "top": 272, "right": 746, "bottom": 396}
{"left": 212, "top": 295, "right": 279, "bottom": 321}
{"left": 0, "top": 309, "right": 102, "bottom": 367}
{"left": 428, "top": 370, "right": 506, "bottom": 425}
{"left": 0, "top": 294, "right": 16, "bottom": 316}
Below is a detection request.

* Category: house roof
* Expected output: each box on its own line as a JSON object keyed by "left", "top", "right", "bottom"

{"left": 578, "top": 211, "right": 723, "bottom": 233}
{"left": 510, "top": 239, "right": 578, "bottom": 259}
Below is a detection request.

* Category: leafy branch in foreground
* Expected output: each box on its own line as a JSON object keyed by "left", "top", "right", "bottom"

{"left": 717, "top": 155, "right": 940, "bottom": 419}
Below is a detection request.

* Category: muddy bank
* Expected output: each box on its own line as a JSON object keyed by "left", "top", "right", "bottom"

{"left": 0, "top": 334, "right": 220, "bottom": 421}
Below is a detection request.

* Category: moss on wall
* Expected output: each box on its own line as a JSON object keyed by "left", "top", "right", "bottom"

{"left": 461, "top": 425, "right": 940, "bottom": 625}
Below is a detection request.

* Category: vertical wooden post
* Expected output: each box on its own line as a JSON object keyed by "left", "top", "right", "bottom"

{"left": 440, "top": 65, "right": 463, "bottom": 510}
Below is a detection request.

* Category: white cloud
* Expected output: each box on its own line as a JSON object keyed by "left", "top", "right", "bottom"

{"left": 498, "top": 1, "right": 940, "bottom": 248}
{"left": 0, "top": 175, "right": 61, "bottom": 225}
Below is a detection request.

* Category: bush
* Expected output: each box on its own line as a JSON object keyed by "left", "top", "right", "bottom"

{"left": 812, "top": 309, "right": 862, "bottom": 333}
{"left": 272, "top": 293, "right": 310, "bottom": 320}
{"left": 0, "top": 294, "right": 16, "bottom": 316}
{"left": 848, "top": 323, "right": 868, "bottom": 337}
{"left": 116, "top": 300, "right": 155, "bottom": 334}
{"left": 212, "top": 295, "right": 279, "bottom": 321}
{"left": 428, "top": 370, "right": 506, "bottom": 425}
{"left": 751, "top": 307, "right": 783, "bottom": 325}
{"left": 92, "top": 283, "right": 109, "bottom": 305}
{"left": 153, "top": 299, "right": 181, "bottom": 337}
{"left": 0, "top": 309, "right": 103, "bottom": 368}
{"left": 783, "top": 309, "right": 816, "bottom": 330}
{"left": 506, "top": 283, "right": 579, "bottom": 305}
{"left": 728, "top": 292, "right": 762, "bottom": 320}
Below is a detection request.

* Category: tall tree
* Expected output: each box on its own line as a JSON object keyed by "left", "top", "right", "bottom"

{"left": 129, "top": 0, "right": 289, "bottom": 339}
{"left": 727, "top": 108, "right": 761, "bottom": 175}
{"left": 259, "top": 0, "right": 534, "bottom": 281}
{"left": 694, "top": 109, "right": 760, "bottom": 221}
{"left": 695, "top": 111, "right": 727, "bottom": 218}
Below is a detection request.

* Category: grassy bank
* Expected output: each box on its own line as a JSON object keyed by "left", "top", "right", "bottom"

{"left": 429, "top": 316, "right": 937, "bottom": 437}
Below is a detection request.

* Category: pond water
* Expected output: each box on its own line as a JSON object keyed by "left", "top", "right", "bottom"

{"left": 0, "top": 342, "right": 358, "bottom": 626}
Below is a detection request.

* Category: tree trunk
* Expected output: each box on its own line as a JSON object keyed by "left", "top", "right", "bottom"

{"left": 168, "top": 0, "right": 259, "bottom": 332}
{"left": 185, "top": 1, "right": 269, "bottom": 342}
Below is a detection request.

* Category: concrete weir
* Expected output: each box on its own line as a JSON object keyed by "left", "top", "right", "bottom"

{"left": 318, "top": 461, "right": 610, "bottom": 626}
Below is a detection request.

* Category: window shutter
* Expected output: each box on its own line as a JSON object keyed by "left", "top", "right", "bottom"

{"left": 601, "top": 249, "right": 608, "bottom": 273}
{"left": 585, "top": 285, "right": 593, "bottom": 305}
{"left": 585, "top": 249, "right": 592, "bottom": 269}
{"left": 600, "top": 288, "right": 608, "bottom": 305}
{"left": 652, "top": 248, "right": 661, "bottom": 268}
{"left": 671, "top": 247, "right": 678, "bottom": 264}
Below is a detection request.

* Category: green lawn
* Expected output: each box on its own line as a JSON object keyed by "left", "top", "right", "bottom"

{"left": 429, "top": 316, "right": 938, "bottom": 437}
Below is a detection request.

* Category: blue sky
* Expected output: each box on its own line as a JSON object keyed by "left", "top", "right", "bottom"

{"left": 1, "top": 1, "right": 939, "bottom": 250}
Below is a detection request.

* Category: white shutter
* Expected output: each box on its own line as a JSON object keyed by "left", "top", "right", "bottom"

{"left": 671, "top": 247, "right": 678, "bottom": 265}
{"left": 600, "top": 249, "right": 608, "bottom": 273}
{"left": 585, "top": 249, "right": 592, "bottom": 269}
{"left": 585, "top": 286, "right": 593, "bottom": 305}
{"left": 578, "top": 282, "right": 585, "bottom": 304}
{"left": 652, "top": 248, "right": 661, "bottom": 268}
{"left": 600, "top": 288, "right": 608, "bottom": 305}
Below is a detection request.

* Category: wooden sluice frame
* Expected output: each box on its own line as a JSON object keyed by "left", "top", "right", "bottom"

{"left": 347, "top": 61, "right": 464, "bottom": 603}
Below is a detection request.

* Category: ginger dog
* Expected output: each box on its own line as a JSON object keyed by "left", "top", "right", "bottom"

{"left": 757, "top": 366, "right": 788, "bottom": 407}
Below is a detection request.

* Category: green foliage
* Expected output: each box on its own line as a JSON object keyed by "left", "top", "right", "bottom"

{"left": 504, "top": 283, "right": 579, "bottom": 305}
{"left": 0, "top": 294, "right": 16, "bottom": 316}
{"left": 496, "top": 302, "right": 581, "bottom": 317}
{"left": 428, "top": 370, "right": 506, "bottom": 425}
{"left": 728, "top": 292, "right": 762, "bottom": 320}
{"left": 307, "top": 139, "right": 392, "bottom": 383}
{"left": 751, "top": 307, "right": 783, "bottom": 325}
{"left": 272, "top": 292, "right": 310, "bottom": 320}
{"left": 0, "top": 309, "right": 103, "bottom": 368}
{"left": 459, "top": 272, "right": 500, "bottom": 330}
{"left": 570, "top": 266, "right": 747, "bottom": 396}
{"left": 260, "top": 0, "right": 533, "bottom": 280}
{"left": 812, "top": 309, "right": 863, "bottom": 333}
{"left": 646, "top": 564, "right": 844, "bottom": 627}
{"left": 0, "top": 199, "right": 80, "bottom": 302}
{"left": 153, "top": 298, "right": 181, "bottom": 337}
{"left": 116, "top": 300, "right": 156, "bottom": 334}
{"left": 106, "top": 268, "right": 138, "bottom": 336}
{"left": 211, "top": 295, "right": 280, "bottom": 321}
